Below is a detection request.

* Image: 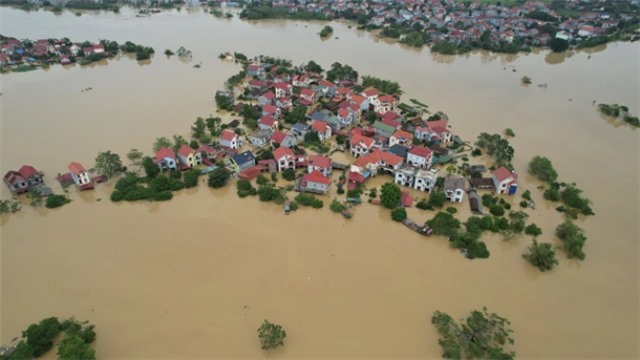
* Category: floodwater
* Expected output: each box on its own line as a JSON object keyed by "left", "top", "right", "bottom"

{"left": 1, "top": 6, "right": 639, "bottom": 359}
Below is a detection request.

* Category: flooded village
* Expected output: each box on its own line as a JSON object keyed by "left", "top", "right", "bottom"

{"left": 0, "top": 4, "right": 639, "bottom": 360}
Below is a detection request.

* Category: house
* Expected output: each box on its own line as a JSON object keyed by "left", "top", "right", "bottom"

{"left": 492, "top": 167, "right": 518, "bottom": 195}
{"left": 427, "top": 120, "right": 452, "bottom": 143}
{"left": 270, "top": 131, "right": 297, "bottom": 148}
{"left": 352, "top": 149, "right": 404, "bottom": 175}
{"left": 444, "top": 176, "right": 466, "bottom": 203}
{"left": 177, "top": 145, "right": 203, "bottom": 168}
{"left": 578, "top": 25, "right": 594, "bottom": 37}
{"left": 310, "top": 120, "right": 332, "bottom": 141}
{"left": 350, "top": 133, "right": 375, "bottom": 157}
{"left": 198, "top": 144, "right": 226, "bottom": 162}
{"left": 274, "top": 147, "right": 296, "bottom": 172}
{"left": 389, "top": 130, "right": 413, "bottom": 147}
{"left": 337, "top": 108, "right": 355, "bottom": 127}
{"left": 468, "top": 189, "right": 483, "bottom": 214}
{"left": 231, "top": 151, "right": 256, "bottom": 172}
{"left": 363, "top": 88, "right": 380, "bottom": 107}
{"left": 3, "top": 171, "right": 28, "bottom": 193}
{"left": 375, "top": 95, "right": 398, "bottom": 114}
{"left": 258, "top": 91, "right": 275, "bottom": 106}
{"left": 373, "top": 121, "right": 397, "bottom": 139}
{"left": 414, "top": 168, "right": 439, "bottom": 192}
{"left": 292, "top": 74, "right": 311, "bottom": 87}
{"left": 247, "top": 64, "right": 264, "bottom": 77}
{"left": 273, "top": 82, "right": 293, "bottom": 98}
{"left": 407, "top": 146, "right": 433, "bottom": 169}
{"left": 262, "top": 104, "right": 280, "bottom": 118}
{"left": 258, "top": 115, "right": 278, "bottom": 132}
{"left": 350, "top": 94, "right": 369, "bottom": 111}
{"left": 318, "top": 80, "right": 337, "bottom": 97}
{"left": 218, "top": 129, "right": 242, "bottom": 150}
{"left": 17, "top": 165, "right": 43, "bottom": 188}
{"left": 248, "top": 79, "right": 267, "bottom": 91}
{"left": 155, "top": 147, "right": 178, "bottom": 171}
{"left": 299, "top": 88, "right": 316, "bottom": 103}
{"left": 68, "top": 161, "right": 93, "bottom": 189}
{"left": 387, "top": 144, "right": 409, "bottom": 160}
{"left": 394, "top": 166, "right": 416, "bottom": 188}
{"left": 249, "top": 129, "right": 272, "bottom": 148}
{"left": 299, "top": 170, "right": 331, "bottom": 194}
{"left": 276, "top": 97, "right": 293, "bottom": 109}
{"left": 291, "top": 123, "right": 310, "bottom": 139}
{"left": 308, "top": 155, "right": 332, "bottom": 177}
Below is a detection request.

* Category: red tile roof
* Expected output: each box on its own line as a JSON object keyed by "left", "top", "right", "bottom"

{"left": 347, "top": 171, "right": 366, "bottom": 183}
{"left": 259, "top": 115, "right": 276, "bottom": 126}
{"left": 309, "top": 155, "right": 332, "bottom": 168}
{"left": 300, "top": 88, "right": 315, "bottom": 98}
{"left": 382, "top": 111, "right": 401, "bottom": 123}
{"left": 493, "top": 167, "right": 517, "bottom": 182}
{"left": 249, "top": 79, "right": 266, "bottom": 87}
{"left": 220, "top": 129, "right": 236, "bottom": 141}
{"left": 408, "top": 146, "right": 432, "bottom": 158}
{"left": 392, "top": 130, "right": 413, "bottom": 141}
{"left": 363, "top": 88, "right": 379, "bottom": 97}
{"left": 338, "top": 108, "right": 350, "bottom": 118}
{"left": 302, "top": 170, "right": 330, "bottom": 185}
{"left": 350, "top": 133, "right": 374, "bottom": 147}
{"left": 311, "top": 120, "right": 329, "bottom": 132}
{"left": 262, "top": 91, "right": 275, "bottom": 100}
{"left": 350, "top": 94, "right": 366, "bottom": 104}
{"left": 426, "top": 119, "right": 448, "bottom": 130}
{"left": 18, "top": 165, "right": 38, "bottom": 179}
{"left": 155, "top": 147, "right": 176, "bottom": 161}
{"left": 273, "top": 146, "right": 294, "bottom": 160}
{"left": 3, "top": 171, "right": 25, "bottom": 185}
{"left": 354, "top": 149, "right": 403, "bottom": 167}
{"left": 68, "top": 161, "right": 86, "bottom": 174}
{"left": 319, "top": 80, "right": 335, "bottom": 88}
{"left": 262, "top": 104, "right": 277, "bottom": 114}
{"left": 378, "top": 95, "right": 397, "bottom": 103}
{"left": 273, "top": 82, "right": 291, "bottom": 90}
{"left": 270, "top": 131, "right": 287, "bottom": 144}
{"left": 178, "top": 145, "right": 194, "bottom": 157}
{"left": 401, "top": 191, "right": 413, "bottom": 207}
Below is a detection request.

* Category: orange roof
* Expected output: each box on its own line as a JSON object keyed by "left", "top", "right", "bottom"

{"left": 350, "top": 133, "right": 374, "bottom": 147}
{"left": 309, "top": 155, "right": 332, "bottom": 168}
{"left": 353, "top": 149, "right": 403, "bottom": 168}
{"left": 350, "top": 94, "right": 366, "bottom": 104}
{"left": 311, "top": 120, "right": 329, "bottom": 132}
{"left": 408, "top": 146, "right": 432, "bottom": 158}
{"left": 155, "top": 147, "right": 176, "bottom": 161}
{"left": 378, "top": 95, "right": 397, "bottom": 103}
{"left": 302, "top": 170, "right": 330, "bottom": 185}
{"left": 220, "top": 129, "right": 236, "bottom": 141}
{"left": 392, "top": 130, "right": 413, "bottom": 141}
{"left": 68, "top": 161, "right": 86, "bottom": 174}
{"left": 363, "top": 88, "right": 379, "bottom": 97}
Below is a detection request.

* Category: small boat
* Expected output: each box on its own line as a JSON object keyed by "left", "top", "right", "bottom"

{"left": 340, "top": 210, "right": 352, "bottom": 219}
{"left": 402, "top": 219, "right": 433, "bottom": 236}
{"left": 284, "top": 200, "right": 291, "bottom": 215}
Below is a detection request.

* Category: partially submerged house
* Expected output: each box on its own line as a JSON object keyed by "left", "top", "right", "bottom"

{"left": 231, "top": 151, "right": 256, "bottom": 172}
{"left": 444, "top": 176, "right": 465, "bottom": 203}
{"left": 274, "top": 147, "right": 296, "bottom": 172}
{"left": 177, "top": 145, "right": 203, "bottom": 168}
{"left": 3, "top": 165, "right": 44, "bottom": 194}
{"left": 299, "top": 170, "right": 330, "bottom": 194}
{"left": 219, "top": 129, "right": 242, "bottom": 150}
{"left": 492, "top": 167, "right": 518, "bottom": 195}
{"left": 155, "top": 147, "right": 177, "bottom": 172}
{"left": 68, "top": 161, "right": 93, "bottom": 190}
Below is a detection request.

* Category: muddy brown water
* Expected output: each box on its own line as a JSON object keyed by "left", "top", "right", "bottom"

{"left": 1, "top": 7, "right": 638, "bottom": 358}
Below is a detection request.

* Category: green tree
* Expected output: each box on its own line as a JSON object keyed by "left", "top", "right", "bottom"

{"left": 426, "top": 212, "right": 461, "bottom": 238}
{"left": 5, "top": 341, "right": 34, "bottom": 360}
{"left": 45, "top": 194, "right": 70, "bottom": 209}
{"left": 528, "top": 156, "right": 558, "bottom": 183}
{"left": 320, "top": 25, "right": 334, "bottom": 37}
{"left": 183, "top": 169, "right": 199, "bottom": 188}
{"left": 283, "top": 105, "right": 308, "bottom": 124}
{"left": 23, "top": 317, "right": 61, "bottom": 357}
{"left": 303, "top": 131, "right": 321, "bottom": 145}
{"left": 523, "top": 239, "right": 559, "bottom": 272}
{"left": 475, "top": 133, "right": 514, "bottom": 167}
{"left": 282, "top": 168, "right": 296, "bottom": 181}
{"left": 391, "top": 207, "right": 407, "bottom": 222}
{"left": 208, "top": 167, "right": 230, "bottom": 188}
{"left": 57, "top": 335, "right": 96, "bottom": 360}
{"left": 142, "top": 156, "right": 159, "bottom": 178}
{"left": 257, "top": 319, "right": 286, "bottom": 350}
{"left": 172, "top": 134, "right": 188, "bottom": 153}
{"left": 431, "top": 308, "right": 515, "bottom": 359}
{"left": 556, "top": 220, "right": 587, "bottom": 260}
{"left": 94, "top": 150, "right": 123, "bottom": 178}
{"left": 153, "top": 136, "right": 172, "bottom": 152}
{"left": 428, "top": 191, "right": 447, "bottom": 208}
{"left": 380, "top": 182, "right": 401, "bottom": 209}
{"left": 329, "top": 198, "right": 347, "bottom": 213}
{"left": 549, "top": 38, "right": 569, "bottom": 52}
{"left": 192, "top": 117, "right": 207, "bottom": 141}
{"left": 304, "top": 60, "right": 323, "bottom": 73}
{"left": 126, "top": 148, "right": 144, "bottom": 165}
{"left": 524, "top": 223, "right": 542, "bottom": 238}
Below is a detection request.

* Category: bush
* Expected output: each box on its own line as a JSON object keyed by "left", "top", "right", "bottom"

{"left": 152, "top": 190, "right": 173, "bottom": 201}
{"left": 45, "top": 194, "right": 70, "bottom": 209}
{"left": 169, "top": 170, "right": 182, "bottom": 179}
{"left": 529, "top": 156, "right": 558, "bottom": 183}
{"left": 23, "top": 317, "right": 61, "bottom": 357}
{"left": 523, "top": 239, "right": 558, "bottom": 272}
{"left": 256, "top": 174, "right": 269, "bottom": 185}
{"left": 380, "top": 182, "right": 401, "bottom": 209}
{"left": 522, "top": 190, "right": 532, "bottom": 201}
{"left": 237, "top": 179, "right": 257, "bottom": 198}
{"left": 257, "top": 184, "right": 282, "bottom": 202}
{"left": 282, "top": 168, "right": 296, "bottom": 181}
{"left": 416, "top": 199, "right": 433, "bottom": 210}
{"left": 543, "top": 186, "right": 561, "bottom": 201}
{"left": 208, "top": 168, "right": 230, "bottom": 188}
{"left": 556, "top": 220, "right": 587, "bottom": 260}
{"left": 183, "top": 169, "right": 199, "bottom": 188}
{"left": 110, "top": 191, "right": 124, "bottom": 202}
{"left": 428, "top": 191, "right": 446, "bottom": 208}
{"left": 294, "top": 193, "right": 323, "bottom": 208}
{"left": 489, "top": 205, "right": 505, "bottom": 217}
{"left": 519, "top": 200, "right": 528, "bottom": 208}
{"left": 329, "top": 198, "right": 347, "bottom": 213}
{"left": 471, "top": 148, "right": 482, "bottom": 156}
{"left": 446, "top": 206, "right": 457, "bottom": 214}
{"left": 169, "top": 178, "right": 185, "bottom": 191}
{"left": 270, "top": 172, "right": 278, "bottom": 182}
{"left": 391, "top": 207, "right": 407, "bottom": 222}
{"left": 426, "top": 212, "right": 461, "bottom": 238}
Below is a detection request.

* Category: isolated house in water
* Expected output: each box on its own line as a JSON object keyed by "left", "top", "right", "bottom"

{"left": 155, "top": 147, "right": 177, "bottom": 172}
{"left": 68, "top": 162, "right": 93, "bottom": 190}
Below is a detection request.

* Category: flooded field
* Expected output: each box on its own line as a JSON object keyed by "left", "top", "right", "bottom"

{"left": 1, "top": 6, "right": 638, "bottom": 358}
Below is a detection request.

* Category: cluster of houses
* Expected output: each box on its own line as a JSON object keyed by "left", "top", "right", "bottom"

{"left": 236, "top": 0, "right": 634, "bottom": 49}
{"left": 0, "top": 37, "right": 107, "bottom": 68}
{"left": 2, "top": 161, "right": 100, "bottom": 195}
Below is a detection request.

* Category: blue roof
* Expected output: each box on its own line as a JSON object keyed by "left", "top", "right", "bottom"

{"left": 388, "top": 144, "right": 409, "bottom": 158}
{"left": 292, "top": 123, "right": 309, "bottom": 131}
{"left": 232, "top": 151, "right": 255, "bottom": 165}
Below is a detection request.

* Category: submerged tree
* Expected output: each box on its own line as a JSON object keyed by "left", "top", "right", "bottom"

{"left": 431, "top": 307, "right": 515, "bottom": 359}
{"left": 94, "top": 150, "right": 123, "bottom": 178}
{"left": 257, "top": 319, "right": 286, "bottom": 351}
{"left": 523, "top": 239, "right": 558, "bottom": 272}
